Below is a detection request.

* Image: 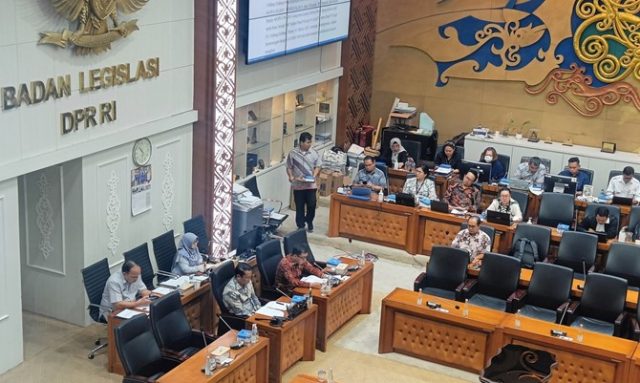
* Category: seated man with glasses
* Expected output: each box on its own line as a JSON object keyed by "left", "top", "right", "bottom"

{"left": 353, "top": 155, "right": 387, "bottom": 192}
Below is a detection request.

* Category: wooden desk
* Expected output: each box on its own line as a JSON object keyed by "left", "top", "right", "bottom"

{"left": 157, "top": 330, "right": 269, "bottom": 383}
{"left": 107, "top": 282, "right": 214, "bottom": 374}
{"left": 499, "top": 314, "right": 636, "bottom": 383}
{"left": 294, "top": 257, "right": 373, "bottom": 351}
{"left": 378, "top": 288, "right": 505, "bottom": 373}
{"left": 289, "top": 374, "right": 341, "bottom": 383}
{"left": 246, "top": 302, "right": 317, "bottom": 383}
{"left": 328, "top": 193, "right": 419, "bottom": 254}
{"left": 417, "top": 208, "right": 515, "bottom": 255}
{"left": 629, "top": 346, "right": 640, "bottom": 382}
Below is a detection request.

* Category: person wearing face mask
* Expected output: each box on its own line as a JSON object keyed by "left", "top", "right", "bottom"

{"left": 479, "top": 147, "right": 506, "bottom": 182}
{"left": 434, "top": 141, "right": 462, "bottom": 173}
{"left": 171, "top": 232, "right": 207, "bottom": 275}
{"left": 381, "top": 137, "right": 409, "bottom": 169}
{"left": 486, "top": 188, "right": 523, "bottom": 222}
{"left": 402, "top": 164, "right": 437, "bottom": 200}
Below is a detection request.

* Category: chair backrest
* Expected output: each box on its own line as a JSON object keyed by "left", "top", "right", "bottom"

{"left": 114, "top": 313, "right": 163, "bottom": 376}
{"left": 537, "top": 192, "right": 574, "bottom": 228}
{"left": 210, "top": 260, "right": 236, "bottom": 314}
{"left": 527, "top": 263, "right": 573, "bottom": 310}
{"left": 497, "top": 154, "right": 510, "bottom": 178}
{"left": 511, "top": 190, "right": 528, "bottom": 218}
{"left": 402, "top": 140, "right": 422, "bottom": 163}
{"left": 584, "top": 203, "right": 620, "bottom": 233}
{"left": 556, "top": 231, "right": 598, "bottom": 274}
{"left": 520, "top": 156, "right": 551, "bottom": 171}
{"left": 477, "top": 252, "right": 521, "bottom": 300}
{"left": 149, "top": 291, "right": 194, "bottom": 352}
{"left": 358, "top": 162, "right": 389, "bottom": 192}
{"left": 511, "top": 224, "right": 551, "bottom": 261}
{"left": 425, "top": 246, "right": 470, "bottom": 291}
{"left": 183, "top": 215, "right": 209, "bottom": 255}
{"left": 630, "top": 207, "right": 640, "bottom": 231}
{"left": 255, "top": 239, "right": 283, "bottom": 289}
{"left": 580, "top": 273, "right": 627, "bottom": 323}
{"left": 283, "top": 228, "right": 316, "bottom": 264}
{"left": 580, "top": 168, "right": 594, "bottom": 185}
{"left": 460, "top": 223, "right": 495, "bottom": 248}
{"left": 604, "top": 242, "right": 640, "bottom": 288}
{"left": 608, "top": 170, "right": 640, "bottom": 183}
{"left": 123, "top": 243, "right": 155, "bottom": 290}
{"left": 81, "top": 258, "right": 111, "bottom": 322}
{"left": 243, "top": 175, "right": 261, "bottom": 199}
{"left": 152, "top": 230, "right": 177, "bottom": 282}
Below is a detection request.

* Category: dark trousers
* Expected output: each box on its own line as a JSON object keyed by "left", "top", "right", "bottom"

{"left": 293, "top": 189, "right": 317, "bottom": 229}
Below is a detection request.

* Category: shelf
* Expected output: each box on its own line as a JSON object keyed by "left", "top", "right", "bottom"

{"left": 316, "top": 117, "right": 332, "bottom": 125}
{"left": 295, "top": 103, "right": 315, "bottom": 111}
{"left": 246, "top": 118, "right": 271, "bottom": 127}
{"left": 295, "top": 125, "right": 314, "bottom": 133}
{"left": 247, "top": 141, "right": 270, "bottom": 152}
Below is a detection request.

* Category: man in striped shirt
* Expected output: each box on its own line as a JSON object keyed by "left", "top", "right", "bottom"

{"left": 287, "top": 132, "right": 322, "bottom": 232}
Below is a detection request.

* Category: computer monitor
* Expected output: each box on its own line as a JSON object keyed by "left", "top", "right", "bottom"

{"left": 543, "top": 174, "right": 577, "bottom": 195}
{"left": 460, "top": 160, "right": 491, "bottom": 183}
{"left": 236, "top": 228, "right": 262, "bottom": 256}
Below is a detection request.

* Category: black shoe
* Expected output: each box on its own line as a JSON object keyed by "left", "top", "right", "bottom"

{"left": 307, "top": 225, "right": 314, "bottom": 233}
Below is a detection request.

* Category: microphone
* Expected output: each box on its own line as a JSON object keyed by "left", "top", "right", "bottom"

{"left": 156, "top": 270, "right": 180, "bottom": 279}
{"left": 558, "top": 300, "right": 570, "bottom": 326}
{"left": 577, "top": 259, "right": 587, "bottom": 290}
{"left": 312, "top": 261, "right": 325, "bottom": 271}
{"left": 201, "top": 328, "right": 209, "bottom": 348}
{"left": 275, "top": 287, "right": 292, "bottom": 300}
{"left": 550, "top": 301, "right": 571, "bottom": 337}
{"left": 217, "top": 314, "right": 234, "bottom": 334}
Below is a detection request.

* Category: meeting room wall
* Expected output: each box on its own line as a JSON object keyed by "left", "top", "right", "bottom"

{"left": 370, "top": 1, "right": 640, "bottom": 153}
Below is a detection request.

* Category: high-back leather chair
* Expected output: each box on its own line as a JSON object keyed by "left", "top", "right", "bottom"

{"left": 413, "top": 246, "right": 469, "bottom": 300}
{"left": 210, "top": 260, "right": 247, "bottom": 335}
{"left": 537, "top": 192, "right": 574, "bottom": 228}
{"left": 508, "top": 263, "right": 573, "bottom": 323}
{"left": 511, "top": 190, "right": 528, "bottom": 218}
{"left": 603, "top": 242, "right": 640, "bottom": 289}
{"left": 81, "top": 258, "right": 111, "bottom": 359}
{"left": 511, "top": 224, "right": 551, "bottom": 262}
{"left": 497, "top": 154, "right": 510, "bottom": 178}
{"left": 461, "top": 252, "right": 521, "bottom": 311}
{"left": 566, "top": 273, "right": 627, "bottom": 336}
{"left": 183, "top": 215, "right": 209, "bottom": 255}
{"left": 460, "top": 223, "right": 495, "bottom": 250}
{"left": 255, "top": 239, "right": 283, "bottom": 300}
{"left": 555, "top": 231, "right": 597, "bottom": 279}
{"left": 629, "top": 206, "right": 640, "bottom": 232}
{"left": 152, "top": 230, "right": 177, "bottom": 282}
{"left": 114, "top": 313, "right": 180, "bottom": 381}
{"left": 283, "top": 228, "right": 324, "bottom": 267}
{"left": 631, "top": 295, "right": 640, "bottom": 340}
{"left": 149, "top": 291, "right": 213, "bottom": 361}
{"left": 584, "top": 203, "right": 621, "bottom": 233}
{"left": 402, "top": 140, "right": 422, "bottom": 163}
{"left": 124, "top": 243, "right": 155, "bottom": 290}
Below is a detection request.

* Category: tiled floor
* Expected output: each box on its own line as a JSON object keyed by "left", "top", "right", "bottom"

{"left": 0, "top": 196, "right": 477, "bottom": 383}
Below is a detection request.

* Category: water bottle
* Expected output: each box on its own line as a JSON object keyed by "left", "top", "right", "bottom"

{"left": 416, "top": 291, "right": 423, "bottom": 306}
{"left": 515, "top": 309, "right": 521, "bottom": 328}
{"left": 378, "top": 188, "right": 384, "bottom": 202}
{"left": 250, "top": 323, "right": 258, "bottom": 344}
{"left": 307, "top": 287, "right": 313, "bottom": 308}
{"left": 463, "top": 299, "right": 469, "bottom": 318}
{"left": 406, "top": 157, "right": 415, "bottom": 171}
{"left": 327, "top": 368, "right": 334, "bottom": 383}
{"left": 358, "top": 250, "right": 366, "bottom": 267}
{"left": 527, "top": 217, "right": 532, "bottom": 224}
{"left": 204, "top": 353, "right": 215, "bottom": 376}
{"left": 576, "top": 323, "right": 584, "bottom": 343}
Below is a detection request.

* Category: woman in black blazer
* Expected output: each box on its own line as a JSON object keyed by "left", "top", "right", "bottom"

{"left": 434, "top": 141, "right": 462, "bottom": 173}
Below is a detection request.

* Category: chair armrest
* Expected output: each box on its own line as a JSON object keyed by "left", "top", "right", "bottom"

{"left": 160, "top": 348, "right": 189, "bottom": 362}
{"left": 614, "top": 311, "right": 627, "bottom": 337}
{"left": 413, "top": 272, "right": 427, "bottom": 292}
{"left": 563, "top": 301, "right": 580, "bottom": 325}
{"left": 631, "top": 317, "right": 640, "bottom": 341}
{"left": 456, "top": 279, "right": 478, "bottom": 302}
{"left": 506, "top": 289, "right": 527, "bottom": 313}
{"left": 123, "top": 375, "right": 156, "bottom": 383}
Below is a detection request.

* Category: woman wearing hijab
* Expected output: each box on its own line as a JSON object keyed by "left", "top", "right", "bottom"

{"left": 381, "top": 137, "right": 409, "bottom": 169}
{"left": 171, "top": 232, "right": 206, "bottom": 275}
{"left": 479, "top": 147, "right": 506, "bottom": 182}
{"left": 434, "top": 141, "right": 462, "bottom": 173}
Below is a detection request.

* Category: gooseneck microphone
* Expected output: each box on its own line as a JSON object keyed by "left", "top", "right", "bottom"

{"left": 275, "top": 287, "right": 292, "bottom": 300}
{"left": 217, "top": 314, "right": 234, "bottom": 333}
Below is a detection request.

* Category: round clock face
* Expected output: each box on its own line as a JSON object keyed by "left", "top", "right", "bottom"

{"left": 132, "top": 138, "right": 152, "bottom": 166}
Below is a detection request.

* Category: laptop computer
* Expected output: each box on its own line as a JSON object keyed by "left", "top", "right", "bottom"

{"left": 612, "top": 195, "right": 634, "bottom": 206}
{"left": 430, "top": 200, "right": 449, "bottom": 213}
{"left": 507, "top": 178, "right": 531, "bottom": 191}
{"left": 395, "top": 192, "right": 416, "bottom": 207}
{"left": 486, "top": 210, "right": 511, "bottom": 225}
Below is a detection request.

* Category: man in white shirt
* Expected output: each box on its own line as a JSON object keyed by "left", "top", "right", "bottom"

{"left": 607, "top": 166, "right": 640, "bottom": 200}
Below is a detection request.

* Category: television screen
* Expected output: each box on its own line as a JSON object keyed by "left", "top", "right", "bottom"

{"left": 246, "top": 0, "right": 351, "bottom": 64}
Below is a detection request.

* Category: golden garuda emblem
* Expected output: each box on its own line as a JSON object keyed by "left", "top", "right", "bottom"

{"left": 39, "top": 0, "right": 149, "bottom": 55}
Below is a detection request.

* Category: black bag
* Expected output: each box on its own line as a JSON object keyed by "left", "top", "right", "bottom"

{"left": 511, "top": 238, "right": 538, "bottom": 268}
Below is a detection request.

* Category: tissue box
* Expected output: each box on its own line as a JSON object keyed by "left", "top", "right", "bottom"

{"left": 291, "top": 295, "right": 307, "bottom": 304}
{"left": 327, "top": 258, "right": 341, "bottom": 267}
{"left": 237, "top": 329, "right": 252, "bottom": 343}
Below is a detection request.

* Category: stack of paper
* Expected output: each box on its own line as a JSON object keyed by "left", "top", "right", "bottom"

{"left": 152, "top": 286, "right": 174, "bottom": 295}
{"left": 160, "top": 276, "right": 190, "bottom": 289}
{"left": 116, "top": 309, "right": 147, "bottom": 319}
{"left": 255, "top": 304, "right": 285, "bottom": 318}
{"left": 300, "top": 275, "right": 327, "bottom": 284}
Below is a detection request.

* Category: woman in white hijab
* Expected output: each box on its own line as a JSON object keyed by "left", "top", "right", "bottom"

{"left": 383, "top": 137, "right": 409, "bottom": 169}
{"left": 171, "top": 232, "right": 206, "bottom": 275}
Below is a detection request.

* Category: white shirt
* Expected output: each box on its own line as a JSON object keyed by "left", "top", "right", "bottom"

{"left": 402, "top": 177, "right": 438, "bottom": 201}
{"left": 606, "top": 175, "right": 640, "bottom": 199}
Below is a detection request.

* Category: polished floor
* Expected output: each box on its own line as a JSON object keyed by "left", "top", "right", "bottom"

{"left": 0, "top": 196, "right": 477, "bottom": 383}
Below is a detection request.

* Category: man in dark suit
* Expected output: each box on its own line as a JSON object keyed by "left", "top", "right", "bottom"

{"left": 578, "top": 206, "right": 618, "bottom": 239}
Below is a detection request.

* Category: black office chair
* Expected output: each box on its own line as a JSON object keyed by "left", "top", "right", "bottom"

{"left": 553, "top": 231, "right": 597, "bottom": 279}
{"left": 255, "top": 239, "right": 283, "bottom": 300}
{"left": 520, "top": 156, "right": 551, "bottom": 171}
{"left": 511, "top": 224, "right": 551, "bottom": 262}
{"left": 630, "top": 295, "right": 640, "bottom": 340}
{"left": 460, "top": 252, "right": 521, "bottom": 311}
{"left": 511, "top": 190, "right": 528, "bottom": 218}
{"left": 584, "top": 203, "right": 621, "bottom": 233}
{"left": 565, "top": 273, "right": 627, "bottom": 337}
{"left": 507, "top": 263, "right": 573, "bottom": 323}
{"left": 283, "top": 228, "right": 325, "bottom": 268}
{"left": 413, "top": 246, "right": 469, "bottom": 300}
{"left": 497, "top": 154, "right": 510, "bottom": 178}
{"left": 460, "top": 223, "right": 495, "bottom": 250}
{"left": 581, "top": 168, "right": 594, "bottom": 186}
{"left": 152, "top": 230, "right": 177, "bottom": 283}
{"left": 608, "top": 169, "right": 640, "bottom": 183}
{"left": 81, "top": 258, "right": 112, "bottom": 359}
{"left": 183, "top": 215, "right": 209, "bottom": 255}
{"left": 603, "top": 242, "right": 640, "bottom": 289}
{"left": 149, "top": 291, "right": 214, "bottom": 361}
{"left": 124, "top": 243, "right": 156, "bottom": 290}
{"left": 402, "top": 140, "right": 422, "bottom": 164}
{"left": 210, "top": 260, "right": 248, "bottom": 335}
{"left": 537, "top": 192, "right": 574, "bottom": 228}
{"left": 114, "top": 314, "right": 180, "bottom": 382}
{"left": 629, "top": 206, "right": 640, "bottom": 232}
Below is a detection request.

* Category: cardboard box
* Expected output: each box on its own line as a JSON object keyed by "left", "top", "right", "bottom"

{"left": 318, "top": 169, "right": 334, "bottom": 197}
{"left": 331, "top": 171, "right": 345, "bottom": 193}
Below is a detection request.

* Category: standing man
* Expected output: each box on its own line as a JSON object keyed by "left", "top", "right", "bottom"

{"left": 559, "top": 157, "right": 591, "bottom": 192}
{"left": 287, "top": 132, "right": 322, "bottom": 232}
{"left": 99, "top": 260, "right": 151, "bottom": 320}
{"left": 514, "top": 157, "right": 547, "bottom": 185}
